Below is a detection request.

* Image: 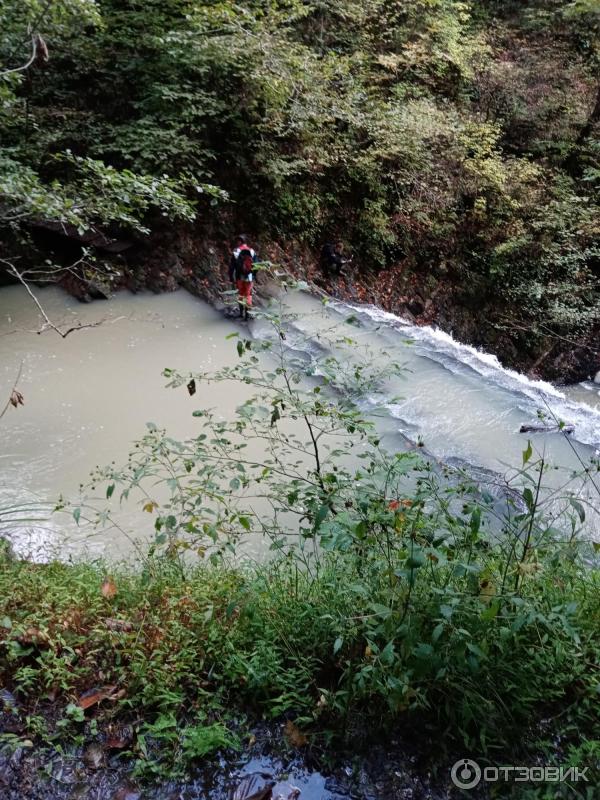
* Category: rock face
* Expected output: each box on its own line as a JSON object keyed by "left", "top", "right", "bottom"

{"left": 324, "top": 272, "right": 600, "bottom": 384}
{"left": 594, "top": 371, "right": 600, "bottom": 385}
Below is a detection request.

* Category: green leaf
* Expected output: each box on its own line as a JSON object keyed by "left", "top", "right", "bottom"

{"left": 413, "top": 643, "right": 434, "bottom": 659}
{"left": 481, "top": 601, "right": 500, "bottom": 622}
{"left": 237, "top": 340, "right": 244, "bottom": 358}
{"left": 432, "top": 622, "right": 445, "bottom": 643}
{"left": 569, "top": 497, "right": 585, "bottom": 523}
{"left": 333, "top": 636, "right": 343, "bottom": 655}
{"left": 65, "top": 703, "right": 85, "bottom": 722}
{"left": 466, "top": 642, "right": 486, "bottom": 659}
{"left": 106, "top": 483, "right": 115, "bottom": 499}
{"left": 522, "top": 487, "right": 534, "bottom": 512}
{"left": 370, "top": 602, "right": 392, "bottom": 619}
{"left": 73, "top": 508, "right": 81, "bottom": 525}
{"left": 470, "top": 506, "right": 481, "bottom": 535}
{"left": 406, "top": 548, "right": 425, "bottom": 569}
{"left": 380, "top": 640, "right": 396, "bottom": 666}
{"left": 226, "top": 602, "right": 238, "bottom": 619}
{"left": 313, "top": 504, "right": 329, "bottom": 532}
{"left": 522, "top": 440, "right": 533, "bottom": 466}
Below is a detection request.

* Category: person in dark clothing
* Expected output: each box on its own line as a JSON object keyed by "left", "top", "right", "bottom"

{"left": 229, "top": 235, "right": 258, "bottom": 320}
{"left": 320, "top": 241, "right": 349, "bottom": 278}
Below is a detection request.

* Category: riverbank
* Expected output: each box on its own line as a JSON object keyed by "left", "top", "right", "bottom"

{"left": 3, "top": 206, "right": 597, "bottom": 386}
{"left": 1, "top": 525, "right": 599, "bottom": 798}
{"left": 255, "top": 242, "right": 599, "bottom": 385}
{"left": 0, "top": 557, "right": 453, "bottom": 799}
{"left": 45, "top": 228, "right": 599, "bottom": 386}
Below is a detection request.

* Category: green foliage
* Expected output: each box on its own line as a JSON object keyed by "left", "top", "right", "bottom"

{"left": 136, "top": 715, "right": 240, "bottom": 778}
{"left": 0, "top": 517, "right": 598, "bottom": 769}
{"left": 0, "top": 152, "right": 214, "bottom": 233}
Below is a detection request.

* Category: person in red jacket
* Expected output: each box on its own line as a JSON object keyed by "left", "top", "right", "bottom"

{"left": 229, "top": 235, "right": 258, "bottom": 321}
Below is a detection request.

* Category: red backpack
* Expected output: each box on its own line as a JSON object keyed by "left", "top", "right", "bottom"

{"left": 236, "top": 245, "right": 254, "bottom": 278}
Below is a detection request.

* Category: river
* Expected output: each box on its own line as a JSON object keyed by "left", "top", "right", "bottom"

{"left": 1, "top": 284, "right": 599, "bottom": 559}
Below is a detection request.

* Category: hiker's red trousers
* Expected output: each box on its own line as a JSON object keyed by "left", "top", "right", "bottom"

{"left": 236, "top": 279, "right": 252, "bottom": 307}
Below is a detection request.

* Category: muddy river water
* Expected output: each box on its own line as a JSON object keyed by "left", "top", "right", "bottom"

{"left": 1, "top": 284, "right": 599, "bottom": 559}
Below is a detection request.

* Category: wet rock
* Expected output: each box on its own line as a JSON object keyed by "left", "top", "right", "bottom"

{"left": 87, "top": 279, "right": 111, "bottom": 300}
{"left": 113, "top": 782, "right": 141, "bottom": 800}
{"left": 0, "top": 690, "right": 17, "bottom": 710}
{"left": 105, "top": 724, "right": 134, "bottom": 750}
{"left": 83, "top": 743, "right": 105, "bottom": 770}
{"left": 406, "top": 297, "right": 424, "bottom": 317}
{"left": 0, "top": 746, "right": 23, "bottom": 789}
{"left": 594, "top": 370, "right": 600, "bottom": 385}
{"left": 232, "top": 773, "right": 275, "bottom": 800}
{"left": 9, "top": 747, "right": 24, "bottom": 769}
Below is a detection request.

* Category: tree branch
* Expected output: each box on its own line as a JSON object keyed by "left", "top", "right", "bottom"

{"left": 0, "top": 34, "right": 38, "bottom": 77}
{"left": 1, "top": 0, "right": 53, "bottom": 75}
{"left": 2, "top": 259, "right": 108, "bottom": 338}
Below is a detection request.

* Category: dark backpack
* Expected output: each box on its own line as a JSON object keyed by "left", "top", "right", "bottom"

{"left": 236, "top": 246, "right": 254, "bottom": 278}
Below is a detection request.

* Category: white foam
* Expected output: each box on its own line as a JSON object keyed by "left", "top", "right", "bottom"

{"left": 333, "top": 301, "right": 600, "bottom": 448}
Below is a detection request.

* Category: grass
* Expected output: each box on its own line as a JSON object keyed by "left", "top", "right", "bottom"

{"left": 0, "top": 547, "right": 598, "bottom": 786}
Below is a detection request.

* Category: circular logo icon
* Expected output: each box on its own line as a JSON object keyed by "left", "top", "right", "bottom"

{"left": 451, "top": 759, "right": 482, "bottom": 790}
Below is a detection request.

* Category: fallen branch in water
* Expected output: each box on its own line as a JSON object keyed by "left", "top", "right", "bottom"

{"left": 519, "top": 423, "right": 575, "bottom": 435}
{"left": 2, "top": 258, "right": 108, "bottom": 338}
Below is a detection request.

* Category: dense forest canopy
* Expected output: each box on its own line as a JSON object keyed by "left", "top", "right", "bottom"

{"left": 1, "top": 0, "right": 599, "bottom": 377}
